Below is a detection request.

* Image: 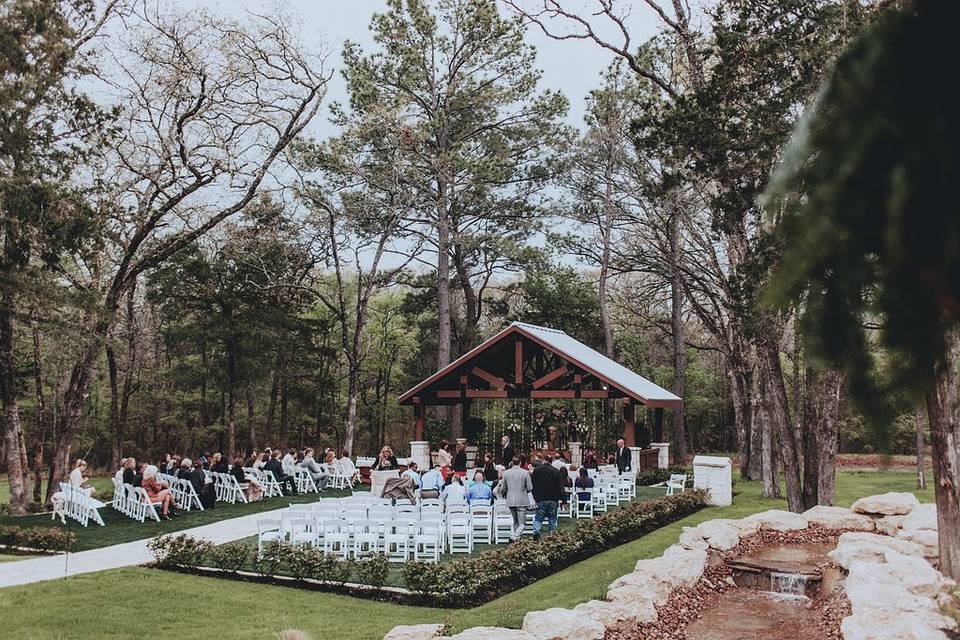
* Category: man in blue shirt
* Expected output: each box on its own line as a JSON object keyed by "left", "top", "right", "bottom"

{"left": 402, "top": 461, "right": 422, "bottom": 489}
{"left": 465, "top": 471, "right": 494, "bottom": 503}
{"left": 419, "top": 463, "right": 444, "bottom": 499}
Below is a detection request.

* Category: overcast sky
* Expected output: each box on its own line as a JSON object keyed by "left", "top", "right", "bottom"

{"left": 194, "top": 0, "right": 664, "bottom": 141}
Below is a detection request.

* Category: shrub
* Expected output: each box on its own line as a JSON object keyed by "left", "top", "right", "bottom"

{"left": 635, "top": 465, "right": 689, "bottom": 487}
{"left": 0, "top": 525, "right": 75, "bottom": 551}
{"left": 147, "top": 534, "right": 212, "bottom": 567}
{"left": 354, "top": 553, "right": 389, "bottom": 590}
{"left": 252, "top": 541, "right": 286, "bottom": 577}
{"left": 207, "top": 542, "right": 250, "bottom": 574}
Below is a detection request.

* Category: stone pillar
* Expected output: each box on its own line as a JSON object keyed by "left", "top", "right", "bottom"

{"left": 409, "top": 441, "right": 430, "bottom": 471}
{"left": 693, "top": 455, "right": 732, "bottom": 506}
{"left": 650, "top": 442, "right": 670, "bottom": 470}
{"left": 569, "top": 441, "right": 583, "bottom": 466}
{"left": 629, "top": 446, "right": 641, "bottom": 473}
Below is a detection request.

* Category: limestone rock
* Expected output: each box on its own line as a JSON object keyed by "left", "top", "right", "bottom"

{"left": 448, "top": 627, "right": 534, "bottom": 640}
{"left": 898, "top": 528, "right": 939, "bottom": 558}
{"left": 902, "top": 503, "right": 938, "bottom": 532}
{"left": 695, "top": 519, "right": 742, "bottom": 550}
{"left": 574, "top": 596, "right": 658, "bottom": 626}
{"left": 383, "top": 624, "right": 445, "bottom": 640}
{"left": 677, "top": 527, "right": 708, "bottom": 551}
{"left": 851, "top": 492, "right": 920, "bottom": 516}
{"left": 848, "top": 551, "right": 952, "bottom": 598}
{"left": 828, "top": 532, "right": 925, "bottom": 569}
{"left": 632, "top": 547, "right": 707, "bottom": 589}
{"left": 841, "top": 612, "right": 949, "bottom": 640}
{"left": 741, "top": 509, "right": 809, "bottom": 532}
{"left": 522, "top": 607, "right": 605, "bottom": 640}
{"left": 804, "top": 505, "right": 875, "bottom": 531}
{"left": 875, "top": 514, "right": 907, "bottom": 537}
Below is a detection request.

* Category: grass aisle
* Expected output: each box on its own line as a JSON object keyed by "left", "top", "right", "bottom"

{"left": 0, "top": 470, "right": 933, "bottom": 640}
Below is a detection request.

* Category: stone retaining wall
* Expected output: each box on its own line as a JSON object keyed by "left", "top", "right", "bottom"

{"left": 384, "top": 491, "right": 955, "bottom": 640}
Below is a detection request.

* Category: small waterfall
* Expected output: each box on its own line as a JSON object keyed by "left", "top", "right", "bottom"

{"left": 769, "top": 571, "right": 808, "bottom": 597}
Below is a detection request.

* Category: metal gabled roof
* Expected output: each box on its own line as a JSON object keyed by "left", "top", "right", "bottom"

{"left": 398, "top": 321, "right": 682, "bottom": 408}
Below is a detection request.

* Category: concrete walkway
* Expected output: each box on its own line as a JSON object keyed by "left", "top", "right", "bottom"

{"left": 0, "top": 506, "right": 286, "bottom": 588}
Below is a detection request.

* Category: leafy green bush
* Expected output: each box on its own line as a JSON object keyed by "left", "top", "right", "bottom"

{"left": 635, "top": 466, "right": 689, "bottom": 487}
{"left": 207, "top": 541, "right": 250, "bottom": 573}
{"left": 355, "top": 553, "right": 389, "bottom": 589}
{"left": 147, "top": 533, "right": 212, "bottom": 567}
{"left": 0, "top": 525, "right": 76, "bottom": 551}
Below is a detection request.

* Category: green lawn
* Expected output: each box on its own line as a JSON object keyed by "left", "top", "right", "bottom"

{"left": 0, "top": 470, "right": 932, "bottom": 640}
{"left": 0, "top": 485, "right": 361, "bottom": 551}
{"left": 0, "top": 475, "right": 113, "bottom": 507}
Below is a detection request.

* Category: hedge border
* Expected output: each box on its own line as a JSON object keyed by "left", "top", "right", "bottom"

{"left": 148, "top": 490, "right": 707, "bottom": 607}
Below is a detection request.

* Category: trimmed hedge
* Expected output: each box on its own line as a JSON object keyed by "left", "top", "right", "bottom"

{"left": 0, "top": 525, "right": 76, "bottom": 552}
{"left": 147, "top": 490, "right": 706, "bottom": 606}
{"left": 401, "top": 489, "right": 706, "bottom": 606}
{"left": 635, "top": 466, "right": 689, "bottom": 487}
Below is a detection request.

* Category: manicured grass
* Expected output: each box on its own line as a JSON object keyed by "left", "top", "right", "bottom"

{"left": 0, "top": 553, "right": 36, "bottom": 563}
{"left": 0, "top": 475, "right": 113, "bottom": 507}
{"left": 0, "top": 486, "right": 361, "bottom": 551}
{"left": 0, "top": 470, "right": 931, "bottom": 640}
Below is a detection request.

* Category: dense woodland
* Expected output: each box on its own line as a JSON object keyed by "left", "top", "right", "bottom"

{"left": 0, "top": 0, "right": 947, "bottom": 539}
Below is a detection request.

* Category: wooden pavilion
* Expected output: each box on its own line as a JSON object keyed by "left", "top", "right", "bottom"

{"left": 398, "top": 322, "right": 682, "bottom": 454}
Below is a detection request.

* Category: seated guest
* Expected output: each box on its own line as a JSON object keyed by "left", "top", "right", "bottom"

{"left": 115, "top": 458, "right": 128, "bottom": 484}
{"left": 197, "top": 451, "right": 211, "bottom": 470}
{"left": 583, "top": 450, "right": 599, "bottom": 469}
{"left": 453, "top": 443, "right": 468, "bottom": 478}
{"left": 441, "top": 473, "right": 467, "bottom": 507}
{"left": 231, "top": 456, "right": 263, "bottom": 501}
{"left": 575, "top": 466, "right": 595, "bottom": 502}
{"left": 210, "top": 452, "right": 229, "bottom": 474}
{"left": 69, "top": 459, "right": 96, "bottom": 496}
{"left": 122, "top": 457, "right": 142, "bottom": 487}
{"left": 324, "top": 448, "right": 337, "bottom": 464}
{"left": 141, "top": 465, "right": 176, "bottom": 520}
{"left": 552, "top": 454, "right": 567, "bottom": 470}
{"left": 401, "top": 461, "right": 422, "bottom": 490}
{"left": 466, "top": 470, "right": 493, "bottom": 504}
{"left": 300, "top": 448, "right": 329, "bottom": 489}
{"left": 371, "top": 445, "right": 399, "bottom": 471}
{"left": 264, "top": 450, "right": 297, "bottom": 495}
{"left": 281, "top": 448, "right": 298, "bottom": 478}
{"left": 253, "top": 451, "right": 269, "bottom": 471}
{"left": 482, "top": 454, "right": 499, "bottom": 483}
{"left": 177, "top": 458, "right": 194, "bottom": 482}
{"left": 419, "top": 463, "right": 443, "bottom": 499}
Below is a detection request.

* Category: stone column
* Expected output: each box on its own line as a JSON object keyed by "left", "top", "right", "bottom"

{"left": 629, "top": 446, "right": 641, "bottom": 473}
{"left": 569, "top": 441, "right": 583, "bottom": 466}
{"left": 650, "top": 442, "right": 670, "bottom": 470}
{"left": 409, "top": 441, "right": 430, "bottom": 471}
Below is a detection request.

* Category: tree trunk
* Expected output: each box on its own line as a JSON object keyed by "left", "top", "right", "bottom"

{"left": 266, "top": 355, "right": 280, "bottom": 440}
{"left": 669, "top": 207, "right": 687, "bottom": 465}
{"left": 31, "top": 324, "right": 47, "bottom": 504}
{"left": 106, "top": 343, "right": 121, "bottom": 469}
{"left": 916, "top": 400, "right": 927, "bottom": 490}
{"left": 728, "top": 362, "right": 752, "bottom": 479}
{"left": 925, "top": 331, "right": 960, "bottom": 580}
{"left": 117, "top": 283, "right": 137, "bottom": 465}
{"left": 0, "top": 306, "right": 29, "bottom": 514}
{"left": 815, "top": 369, "right": 842, "bottom": 506}
{"left": 598, "top": 179, "right": 615, "bottom": 359}
{"left": 761, "top": 340, "right": 802, "bottom": 512}
{"left": 225, "top": 337, "right": 237, "bottom": 460}
{"left": 279, "top": 362, "right": 289, "bottom": 448}
{"left": 754, "top": 363, "right": 778, "bottom": 498}
{"left": 801, "top": 367, "right": 819, "bottom": 509}
{"left": 246, "top": 382, "right": 256, "bottom": 453}
{"left": 344, "top": 363, "right": 360, "bottom": 456}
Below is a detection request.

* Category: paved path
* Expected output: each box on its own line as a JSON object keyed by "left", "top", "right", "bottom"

{"left": 0, "top": 506, "right": 286, "bottom": 588}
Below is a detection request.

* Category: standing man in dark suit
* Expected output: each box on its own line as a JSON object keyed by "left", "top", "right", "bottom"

{"left": 615, "top": 438, "right": 632, "bottom": 473}
{"left": 499, "top": 436, "right": 514, "bottom": 468}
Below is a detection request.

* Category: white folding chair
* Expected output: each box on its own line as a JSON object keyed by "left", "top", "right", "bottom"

{"left": 384, "top": 520, "right": 411, "bottom": 562}
{"left": 132, "top": 487, "right": 162, "bottom": 522}
{"left": 414, "top": 520, "right": 442, "bottom": 563}
{"left": 351, "top": 519, "right": 381, "bottom": 559}
{"left": 257, "top": 518, "right": 284, "bottom": 554}
{"left": 321, "top": 519, "right": 350, "bottom": 558}
{"left": 470, "top": 503, "right": 493, "bottom": 544}
{"left": 289, "top": 517, "right": 317, "bottom": 547}
{"left": 494, "top": 505, "right": 514, "bottom": 543}
{"left": 447, "top": 513, "right": 473, "bottom": 554}
{"left": 576, "top": 488, "right": 594, "bottom": 519}
{"left": 592, "top": 484, "right": 608, "bottom": 512}
{"left": 294, "top": 468, "right": 319, "bottom": 494}
{"left": 618, "top": 473, "right": 636, "bottom": 501}
{"left": 666, "top": 473, "right": 687, "bottom": 495}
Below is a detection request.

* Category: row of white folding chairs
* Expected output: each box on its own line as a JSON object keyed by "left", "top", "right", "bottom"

{"left": 202, "top": 471, "right": 249, "bottom": 504}
{"left": 243, "top": 467, "right": 284, "bottom": 497}
{"left": 111, "top": 478, "right": 162, "bottom": 522}
{"left": 158, "top": 473, "right": 204, "bottom": 511}
{"left": 53, "top": 482, "right": 105, "bottom": 527}
{"left": 258, "top": 516, "right": 450, "bottom": 563}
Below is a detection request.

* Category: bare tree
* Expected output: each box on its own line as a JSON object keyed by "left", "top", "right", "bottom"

{"left": 44, "top": 2, "right": 330, "bottom": 496}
